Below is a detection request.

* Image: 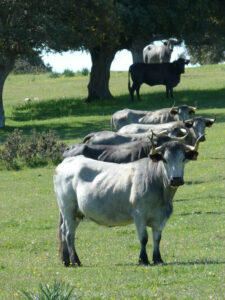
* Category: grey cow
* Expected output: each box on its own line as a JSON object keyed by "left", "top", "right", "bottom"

{"left": 143, "top": 39, "right": 179, "bottom": 64}
{"left": 84, "top": 116, "right": 215, "bottom": 146}
{"left": 111, "top": 105, "right": 196, "bottom": 131}
{"left": 82, "top": 127, "right": 185, "bottom": 146}
{"left": 54, "top": 139, "right": 201, "bottom": 267}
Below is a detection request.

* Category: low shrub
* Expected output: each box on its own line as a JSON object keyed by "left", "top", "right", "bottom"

{"left": 81, "top": 68, "right": 89, "bottom": 76}
{"left": 63, "top": 69, "right": 75, "bottom": 77}
{"left": 0, "top": 129, "right": 66, "bottom": 169}
{"left": 21, "top": 281, "right": 77, "bottom": 299}
{"left": 49, "top": 72, "right": 61, "bottom": 78}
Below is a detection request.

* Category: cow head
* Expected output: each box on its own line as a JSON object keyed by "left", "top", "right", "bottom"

{"left": 170, "top": 105, "right": 197, "bottom": 120}
{"left": 164, "top": 39, "right": 179, "bottom": 51}
{"left": 149, "top": 137, "right": 201, "bottom": 188}
{"left": 184, "top": 116, "right": 216, "bottom": 142}
{"left": 172, "top": 58, "right": 190, "bottom": 74}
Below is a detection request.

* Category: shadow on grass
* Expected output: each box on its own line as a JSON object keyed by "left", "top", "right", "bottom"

{"left": 115, "top": 259, "right": 225, "bottom": 267}
{"left": 9, "top": 88, "right": 225, "bottom": 123}
{"left": 1, "top": 87, "right": 224, "bottom": 144}
{"left": 163, "top": 260, "right": 225, "bottom": 266}
{"left": 0, "top": 119, "right": 109, "bottom": 143}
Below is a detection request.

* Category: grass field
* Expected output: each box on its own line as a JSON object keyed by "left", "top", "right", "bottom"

{"left": 0, "top": 66, "right": 225, "bottom": 299}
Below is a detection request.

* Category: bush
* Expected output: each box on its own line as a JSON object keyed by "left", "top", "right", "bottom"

{"left": 0, "top": 129, "right": 66, "bottom": 169}
{"left": 81, "top": 68, "right": 89, "bottom": 76}
{"left": 63, "top": 69, "right": 75, "bottom": 77}
{"left": 49, "top": 72, "right": 61, "bottom": 78}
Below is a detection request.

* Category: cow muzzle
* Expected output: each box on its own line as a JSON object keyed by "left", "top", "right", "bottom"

{"left": 199, "top": 135, "right": 206, "bottom": 142}
{"left": 170, "top": 177, "right": 184, "bottom": 187}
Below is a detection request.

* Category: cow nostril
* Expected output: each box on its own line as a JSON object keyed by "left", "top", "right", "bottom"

{"left": 199, "top": 135, "right": 206, "bottom": 142}
{"left": 170, "top": 177, "right": 184, "bottom": 187}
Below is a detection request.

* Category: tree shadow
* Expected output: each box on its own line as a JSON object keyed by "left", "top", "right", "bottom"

{"left": 1, "top": 87, "right": 224, "bottom": 144}
{"left": 0, "top": 119, "right": 109, "bottom": 143}
{"left": 9, "top": 88, "right": 225, "bottom": 123}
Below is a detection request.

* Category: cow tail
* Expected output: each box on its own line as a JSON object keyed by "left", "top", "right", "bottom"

{"left": 58, "top": 211, "right": 63, "bottom": 260}
{"left": 110, "top": 117, "right": 114, "bottom": 131}
{"left": 128, "top": 68, "right": 131, "bottom": 92}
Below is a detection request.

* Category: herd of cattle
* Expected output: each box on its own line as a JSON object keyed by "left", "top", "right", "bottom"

{"left": 54, "top": 102, "right": 216, "bottom": 267}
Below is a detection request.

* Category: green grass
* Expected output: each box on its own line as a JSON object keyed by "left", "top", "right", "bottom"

{"left": 0, "top": 66, "right": 225, "bottom": 299}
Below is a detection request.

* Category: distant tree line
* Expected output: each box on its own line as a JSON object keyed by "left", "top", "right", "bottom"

{"left": 0, "top": 0, "right": 224, "bottom": 127}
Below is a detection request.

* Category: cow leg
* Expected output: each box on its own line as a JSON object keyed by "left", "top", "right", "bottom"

{"left": 170, "top": 88, "right": 173, "bottom": 98}
{"left": 134, "top": 215, "right": 150, "bottom": 266}
{"left": 61, "top": 221, "right": 70, "bottom": 266}
{"left": 62, "top": 210, "right": 82, "bottom": 267}
{"left": 166, "top": 86, "right": 169, "bottom": 98}
{"left": 128, "top": 83, "right": 135, "bottom": 101}
{"left": 152, "top": 229, "right": 164, "bottom": 265}
{"left": 136, "top": 84, "right": 141, "bottom": 101}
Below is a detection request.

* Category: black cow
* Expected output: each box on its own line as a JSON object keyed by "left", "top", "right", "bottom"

{"left": 128, "top": 58, "right": 190, "bottom": 101}
{"left": 63, "top": 135, "right": 187, "bottom": 163}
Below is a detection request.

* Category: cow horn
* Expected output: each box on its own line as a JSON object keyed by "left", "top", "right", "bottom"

{"left": 206, "top": 115, "right": 216, "bottom": 123}
{"left": 184, "top": 135, "right": 203, "bottom": 152}
{"left": 152, "top": 129, "right": 169, "bottom": 137}
{"left": 170, "top": 131, "right": 189, "bottom": 142}
{"left": 188, "top": 105, "right": 197, "bottom": 112}
{"left": 180, "top": 128, "right": 187, "bottom": 135}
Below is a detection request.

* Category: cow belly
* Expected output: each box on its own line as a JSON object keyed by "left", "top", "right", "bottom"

{"left": 77, "top": 187, "right": 133, "bottom": 226}
{"left": 75, "top": 172, "right": 134, "bottom": 226}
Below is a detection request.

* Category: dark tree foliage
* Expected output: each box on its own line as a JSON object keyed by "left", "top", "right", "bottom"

{"left": 13, "top": 53, "right": 52, "bottom": 74}
{"left": 0, "top": 0, "right": 56, "bottom": 127}
{"left": 184, "top": 0, "right": 225, "bottom": 64}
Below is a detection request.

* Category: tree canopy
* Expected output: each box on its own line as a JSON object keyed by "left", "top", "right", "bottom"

{"left": 0, "top": 0, "right": 225, "bottom": 127}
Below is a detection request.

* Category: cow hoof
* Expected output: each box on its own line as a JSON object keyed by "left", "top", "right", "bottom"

{"left": 71, "top": 262, "right": 82, "bottom": 267}
{"left": 153, "top": 259, "right": 164, "bottom": 265}
{"left": 138, "top": 259, "right": 150, "bottom": 266}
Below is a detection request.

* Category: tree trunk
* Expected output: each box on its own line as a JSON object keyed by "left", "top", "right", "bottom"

{"left": 0, "top": 56, "right": 15, "bottom": 128}
{"left": 86, "top": 47, "right": 116, "bottom": 102}
{"left": 130, "top": 41, "right": 148, "bottom": 63}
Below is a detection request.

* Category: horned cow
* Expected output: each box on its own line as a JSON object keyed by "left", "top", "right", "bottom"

{"left": 54, "top": 138, "right": 201, "bottom": 267}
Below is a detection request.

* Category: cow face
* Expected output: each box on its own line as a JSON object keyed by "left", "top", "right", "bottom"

{"left": 150, "top": 141, "right": 199, "bottom": 188}
{"left": 170, "top": 105, "right": 196, "bottom": 121}
{"left": 173, "top": 58, "right": 189, "bottom": 74}
{"left": 184, "top": 116, "right": 216, "bottom": 142}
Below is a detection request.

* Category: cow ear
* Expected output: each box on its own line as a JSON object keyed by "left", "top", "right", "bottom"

{"left": 189, "top": 109, "right": 195, "bottom": 115}
{"left": 164, "top": 41, "right": 168, "bottom": 46}
{"left": 170, "top": 109, "right": 178, "bottom": 115}
{"left": 149, "top": 153, "right": 163, "bottom": 162}
{"left": 205, "top": 120, "right": 213, "bottom": 127}
{"left": 184, "top": 120, "right": 193, "bottom": 128}
{"left": 185, "top": 151, "right": 198, "bottom": 161}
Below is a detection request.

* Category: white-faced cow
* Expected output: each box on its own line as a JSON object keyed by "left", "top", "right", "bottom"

{"left": 143, "top": 39, "right": 179, "bottom": 64}
{"left": 54, "top": 138, "right": 201, "bottom": 267}
{"left": 128, "top": 58, "right": 190, "bottom": 101}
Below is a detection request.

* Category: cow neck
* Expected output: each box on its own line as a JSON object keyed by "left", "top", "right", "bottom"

{"left": 149, "top": 160, "right": 177, "bottom": 202}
